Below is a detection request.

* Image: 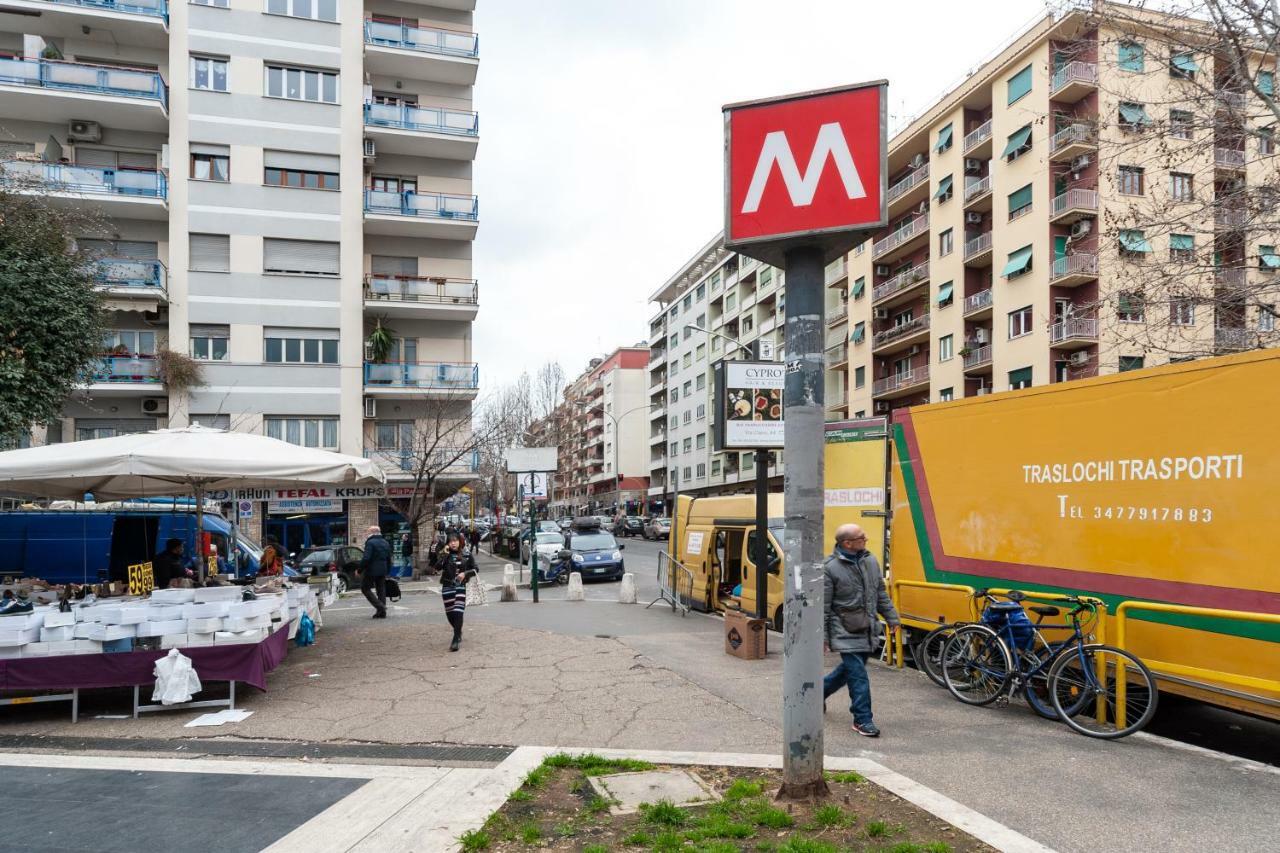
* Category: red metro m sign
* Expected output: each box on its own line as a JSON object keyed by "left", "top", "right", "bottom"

{"left": 724, "top": 81, "right": 887, "bottom": 264}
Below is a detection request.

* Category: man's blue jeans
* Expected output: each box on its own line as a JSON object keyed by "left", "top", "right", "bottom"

{"left": 824, "top": 652, "right": 873, "bottom": 725}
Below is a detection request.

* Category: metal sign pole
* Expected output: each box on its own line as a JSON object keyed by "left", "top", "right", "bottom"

{"left": 754, "top": 449, "right": 769, "bottom": 622}
{"left": 529, "top": 473, "right": 539, "bottom": 603}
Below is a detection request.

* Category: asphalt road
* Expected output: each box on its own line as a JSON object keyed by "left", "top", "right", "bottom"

{"left": 480, "top": 533, "right": 667, "bottom": 603}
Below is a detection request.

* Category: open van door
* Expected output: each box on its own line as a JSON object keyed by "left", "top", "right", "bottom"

{"left": 739, "top": 525, "right": 783, "bottom": 629}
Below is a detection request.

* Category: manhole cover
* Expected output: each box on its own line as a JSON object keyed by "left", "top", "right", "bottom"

{"left": 589, "top": 769, "right": 720, "bottom": 815}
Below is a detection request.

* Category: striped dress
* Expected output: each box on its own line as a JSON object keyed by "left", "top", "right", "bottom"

{"left": 438, "top": 550, "right": 476, "bottom": 615}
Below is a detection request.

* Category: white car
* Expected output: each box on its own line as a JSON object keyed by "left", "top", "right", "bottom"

{"left": 522, "top": 531, "right": 565, "bottom": 566}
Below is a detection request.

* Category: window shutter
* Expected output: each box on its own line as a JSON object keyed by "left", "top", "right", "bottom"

{"left": 190, "top": 233, "right": 230, "bottom": 272}
{"left": 263, "top": 238, "right": 339, "bottom": 275}
{"left": 371, "top": 255, "right": 418, "bottom": 276}
{"left": 1008, "top": 184, "right": 1032, "bottom": 212}
{"left": 114, "top": 240, "right": 158, "bottom": 259}
{"left": 263, "top": 150, "right": 339, "bottom": 172}
{"left": 75, "top": 147, "right": 117, "bottom": 168}
{"left": 117, "top": 151, "right": 157, "bottom": 169}
{"left": 1007, "top": 65, "right": 1032, "bottom": 104}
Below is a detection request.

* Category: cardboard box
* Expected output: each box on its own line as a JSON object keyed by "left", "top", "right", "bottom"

{"left": 85, "top": 623, "right": 136, "bottom": 642}
{"left": 21, "top": 641, "right": 51, "bottom": 657}
{"left": 75, "top": 639, "right": 103, "bottom": 654}
{"left": 193, "top": 586, "right": 242, "bottom": 604}
{"left": 215, "top": 628, "right": 267, "bottom": 645}
{"left": 115, "top": 606, "right": 151, "bottom": 625}
{"left": 160, "top": 634, "right": 188, "bottom": 650}
{"left": 39, "top": 625, "right": 76, "bottom": 642}
{"left": 187, "top": 616, "right": 224, "bottom": 633}
{"left": 0, "top": 625, "right": 41, "bottom": 646}
{"left": 182, "top": 602, "right": 230, "bottom": 619}
{"left": 102, "top": 637, "right": 134, "bottom": 653}
{"left": 147, "top": 604, "right": 183, "bottom": 620}
{"left": 150, "top": 588, "right": 196, "bottom": 604}
{"left": 135, "top": 619, "right": 188, "bottom": 638}
{"left": 724, "top": 609, "right": 768, "bottom": 660}
{"left": 184, "top": 632, "right": 216, "bottom": 646}
{"left": 224, "top": 614, "right": 270, "bottom": 632}
{"left": 42, "top": 610, "right": 76, "bottom": 628}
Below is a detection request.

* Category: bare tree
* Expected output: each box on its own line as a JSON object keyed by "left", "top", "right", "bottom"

{"left": 471, "top": 372, "right": 534, "bottom": 519}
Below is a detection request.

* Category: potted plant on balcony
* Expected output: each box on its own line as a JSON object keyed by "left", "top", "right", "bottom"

{"left": 958, "top": 345, "right": 973, "bottom": 358}
{"left": 366, "top": 319, "right": 394, "bottom": 363}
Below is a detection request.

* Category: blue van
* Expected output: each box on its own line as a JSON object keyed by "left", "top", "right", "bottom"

{"left": 0, "top": 505, "right": 262, "bottom": 585}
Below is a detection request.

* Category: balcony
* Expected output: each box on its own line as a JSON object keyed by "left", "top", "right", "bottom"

{"left": 1050, "top": 61, "right": 1097, "bottom": 102}
{"left": 1049, "top": 317, "right": 1098, "bottom": 349}
{"left": 1215, "top": 89, "right": 1247, "bottom": 111}
{"left": 826, "top": 306, "right": 849, "bottom": 328}
{"left": 963, "top": 120, "right": 992, "bottom": 157}
{"left": 825, "top": 341, "right": 849, "bottom": 370}
{"left": 363, "top": 190, "right": 478, "bottom": 239}
{"left": 1049, "top": 123, "right": 1096, "bottom": 161}
{"left": 0, "top": 56, "right": 167, "bottom": 130}
{"left": 962, "top": 288, "right": 992, "bottom": 318}
{"left": 364, "top": 447, "right": 478, "bottom": 477}
{"left": 88, "top": 355, "right": 162, "bottom": 393}
{"left": 364, "top": 19, "right": 479, "bottom": 85}
{"left": 825, "top": 258, "right": 849, "bottom": 288}
{"left": 872, "top": 314, "right": 930, "bottom": 353}
{"left": 95, "top": 257, "right": 166, "bottom": 305}
{"left": 1049, "top": 188, "right": 1098, "bottom": 225}
{"left": 362, "top": 361, "right": 480, "bottom": 398}
{"left": 872, "top": 214, "right": 929, "bottom": 262}
{"left": 2, "top": 160, "right": 167, "bottom": 218}
{"left": 872, "top": 261, "right": 929, "bottom": 306}
{"left": 963, "top": 175, "right": 991, "bottom": 209}
{"left": 1216, "top": 268, "right": 1248, "bottom": 293}
{"left": 873, "top": 366, "right": 930, "bottom": 398}
{"left": 1215, "top": 326, "right": 1253, "bottom": 351}
{"left": 363, "top": 103, "right": 478, "bottom": 159}
{"left": 827, "top": 384, "right": 848, "bottom": 411}
{"left": 1215, "top": 203, "right": 1248, "bottom": 231}
{"left": 649, "top": 403, "right": 666, "bottom": 420}
{"left": 1214, "top": 147, "right": 1246, "bottom": 171}
{"left": 363, "top": 275, "right": 478, "bottom": 320}
{"left": 1050, "top": 253, "right": 1098, "bottom": 287}
{"left": 962, "top": 344, "right": 992, "bottom": 372}
{"left": 886, "top": 163, "right": 929, "bottom": 212}
{"left": 963, "top": 231, "right": 992, "bottom": 266}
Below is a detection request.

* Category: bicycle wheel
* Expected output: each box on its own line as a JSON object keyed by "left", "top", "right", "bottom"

{"left": 941, "top": 624, "right": 1012, "bottom": 706}
{"left": 915, "top": 624, "right": 957, "bottom": 688}
{"left": 1019, "top": 648, "right": 1060, "bottom": 720}
{"left": 1048, "top": 644, "right": 1158, "bottom": 739}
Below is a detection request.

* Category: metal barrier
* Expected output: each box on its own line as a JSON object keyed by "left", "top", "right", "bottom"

{"left": 889, "top": 579, "right": 977, "bottom": 669}
{"left": 1113, "top": 601, "right": 1280, "bottom": 728}
{"left": 647, "top": 551, "right": 694, "bottom": 616}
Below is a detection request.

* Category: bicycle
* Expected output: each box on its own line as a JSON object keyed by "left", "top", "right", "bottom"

{"left": 914, "top": 589, "right": 1039, "bottom": 691}
{"left": 941, "top": 590, "right": 1158, "bottom": 738}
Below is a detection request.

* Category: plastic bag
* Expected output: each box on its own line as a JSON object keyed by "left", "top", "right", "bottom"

{"left": 152, "top": 649, "right": 202, "bottom": 705}
{"left": 295, "top": 612, "right": 316, "bottom": 647}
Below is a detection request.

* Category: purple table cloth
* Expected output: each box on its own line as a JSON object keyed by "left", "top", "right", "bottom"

{"left": 0, "top": 624, "right": 290, "bottom": 692}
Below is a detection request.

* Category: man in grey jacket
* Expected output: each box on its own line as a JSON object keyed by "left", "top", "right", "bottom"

{"left": 823, "top": 523, "right": 900, "bottom": 737}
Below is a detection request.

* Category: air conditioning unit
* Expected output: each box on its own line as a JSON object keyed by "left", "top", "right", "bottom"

{"left": 1069, "top": 351, "right": 1091, "bottom": 366}
{"left": 874, "top": 264, "right": 890, "bottom": 276}
{"left": 873, "top": 308, "right": 890, "bottom": 319}
{"left": 362, "top": 138, "right": 376, "bottom": 159}
{"left": 1069, "top": 218, "right": 1092, "bottom": 239}
{"left": 141, "top": 397, "right": 168, "bottom": 415}
{"left": 363, "top": 341, "right": 375, "bottom": 361}
{"left": 965, "top": 212, "right": 983, "bottom": 225}
{"left": 363, "top": 396, "right": 377, "bottom": 418}
{"left": 974, "top": 328, "right": 989, "bottom": 344}
{"left": 68, "top": 120, "right": 101, "bottom": 143}
{"left": 910, "top": 153, "right": 926, "bottom": 168}
{"left": 874, "top": 401, "right": 891, "bottom": 414}
{"left": 908, "top": 345, "right": 921, "bottom": 356}
{"left": 1070, "top": 154, "right": 1091, "bottom": 173}
{"left": 964, "top": 158, "right": 982, "bottom": 174}
{"left": 976, "top": 387, "right": 991, "bottom": 396}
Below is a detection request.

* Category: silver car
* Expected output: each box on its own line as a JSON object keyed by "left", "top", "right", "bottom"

{"left": 643, "top": 517, "right": 672, "bottom": 541}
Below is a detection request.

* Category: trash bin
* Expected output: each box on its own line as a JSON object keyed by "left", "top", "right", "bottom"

{"left": 724, "top": 608, "right": 767, "bottom": 660}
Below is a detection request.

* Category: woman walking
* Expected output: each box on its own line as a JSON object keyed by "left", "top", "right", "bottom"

{"left": 435, "top": 532, "right": 477, "bottom": 651}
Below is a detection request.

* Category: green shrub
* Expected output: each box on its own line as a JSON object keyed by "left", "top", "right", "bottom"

{"left": 457, "top": 829, "right": 489, "bottom": 852}
{"left": 811, "top": 804, "right": 848, "bottom": 828}
{"left": 723, "top": 779, "right": 765, "bottom": 800}
{"left": 865, "top": 820, "right": 890, "bottom": 838}
{"left": 639, "top": 800, "right": 688, "bottom": 827}
{"left": 520, "top": 823, "right": 542, "bottom": 844}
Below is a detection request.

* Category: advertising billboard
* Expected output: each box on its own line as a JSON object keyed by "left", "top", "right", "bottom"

{"left": 714, "top": 361, "right": 785, "bottom": 450}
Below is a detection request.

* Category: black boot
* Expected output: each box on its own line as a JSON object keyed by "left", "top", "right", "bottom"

{"left": 448, "top": 612, "right": 462, "bottom": 651}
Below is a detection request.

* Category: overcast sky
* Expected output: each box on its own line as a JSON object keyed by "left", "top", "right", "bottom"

{"left": 472, "top": 0, "right": 1047, "bottom": 390}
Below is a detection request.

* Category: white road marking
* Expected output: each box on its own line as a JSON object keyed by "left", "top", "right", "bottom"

{"left": 1132, "top": 731, "right": 1280, "bottom": 777}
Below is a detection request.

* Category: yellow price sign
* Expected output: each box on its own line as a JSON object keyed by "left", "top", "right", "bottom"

{"left": 208, "top": 555, "right": 218, "bottom": 576}
{"left": 127, "top": 561, "right": 155, "bottom": 596}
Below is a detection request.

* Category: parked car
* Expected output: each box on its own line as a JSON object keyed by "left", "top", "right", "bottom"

{"left": 295, "top": 545, "right": 363, "bottom": 593}
{"left": 614, "top": 516, "right": 644, "bottom": 537}
{"left": 537, "top": 520, "right": 562, "bottom": 534}
{"left": 564, "top": 520, "right": 625, "bottom": 582}
{"left": 521, "top": 531, "right": 566, "bottom": 566}
{"left": 556, "top": 516, "right": 574, "bottom": 531}
{"left": 643, "top": 517, "right": 671, "bottom": 541}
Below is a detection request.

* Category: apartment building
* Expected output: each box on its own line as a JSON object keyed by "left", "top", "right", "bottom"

{"left": 832, "top": 2, "right": 1279, "bottom": 419}
{"left": 646, "top": 235, "right": 786, "bottom": 512}
{"left": 4, "top": 0, "right": 480, "bottom": 551}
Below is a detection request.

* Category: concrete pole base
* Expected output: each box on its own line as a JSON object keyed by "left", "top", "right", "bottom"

{"left": 501, "top": 565, "right": 519, "bottom": 602}
{"left": 618, "top": 573, "right": 637, "bottom": 604}
{"left": 566, "top": 572, "right": 585, "bottom": 601}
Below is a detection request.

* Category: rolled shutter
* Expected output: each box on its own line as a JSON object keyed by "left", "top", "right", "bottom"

{"left": 263, "top": 150, "right": 339, "bottom": 172}
{"left": 117, "top": 151, "right": 157, "bottom": 169}
{"left": 371, "top": 255, "right": 417, "bottom": 276}
{"left": 75, "top": 147, "right": 117, "bottom": 168}
{"left": 190, "top": 233, "right": 230, "bottom": 272}
{"left": 264, "top": 239, "right": 339, "bottom": 275}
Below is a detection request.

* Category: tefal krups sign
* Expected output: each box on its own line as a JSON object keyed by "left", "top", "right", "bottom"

{"left": 724, "top": 81, "right": 887, "bottom": 264}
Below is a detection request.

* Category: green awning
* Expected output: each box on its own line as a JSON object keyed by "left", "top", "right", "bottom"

{"left": 1169, "top": 234, "right": 1194, "bottom": 251}
{"left": 851, "top": 277, "right": 865, "bottom": 298}
{"left": 1119, "top": 102, "right": 1152, "bottom": 126}
{"left": 933, "top": 175, "right": 953, "bottom": 200}
{"left": 1171, "top": 53, "right": 1199, "bottom": 74}
{"left": 851, "top": 322, "right": 866, "bottom": 343}
{"left": 1260, "top": 70, "right": 1274, "bottom": 96}
{"left": 936, "top": 283, "right": 954, "bottom": 305}
{"left": 1119, "top": 230, "right": 1153, "bottom": 252}
{"left": 1008, "top": 183, "right": 1032, "bottom": 213}
{"left": 935, "top": 124, "right": 953, "bottom": 152}
{"left": 1001, "top": 125, "right": 1032, "bottom": 158}
{"left": 1001, "top": 245, "right": 1033, "bottom": 277}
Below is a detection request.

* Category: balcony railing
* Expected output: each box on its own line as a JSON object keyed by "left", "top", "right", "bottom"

{"left": 41, "top": 0, "right": 167, "bottom": 17}
{"left": 364, "top": 102, "right": 479, "bottom": 136}
{"left": 1215, "top": 204, "right": 1247, "bottom": 229}
{"left": 364, "top": 19, "right": 479, "bottom": 58}
{"left": 873, "top": 261, "right": 929, "bottom": 303}
{"left": 1215, "top": 89, "right": 1247, "bottom": 110}
{"left": 1049, "top": 317, "right": 1099, "bottom": 344}
{"left": 1051, "top": 188, "right": 1098, "bottom": 217}
{"left": 363, "top": 361, "right": 479, "bottom": 390}
{"left": 1216, "top": 268, "right": 1247, "bottom": 291}
{"left": 872, "top": 314, "right": 930, "bottom": 349}
{"left": 364, "top": 446, "right": 478, "bottom": 474}
{"left": 1051, "top": 61, "right": 1097, "bottom": 94}
{"left": 1050, "top": 253, "right": 1098, "bottom": 283}
{"left": 963, "top": 119, "right": 991, "bottom": 152}
{"left": 96, "top": 257, "right": 165, "bottom": 290}
{"left": 1215, "top": 147, "right": 1246, "bottom": 168}
{"left": 962, "top": 344, "right": 992, "bottom": 369}
{"left": 873, "top": 366, "right": 929, "bottom": 395}
{"left": 824, "top": 341, "right": 849, "bottom": 368}
{"left": 964, "top": 231, "right": 992, "bottom": 260}
{"left": 364, "top": 275, "right": 478, "bottom": 305}
{"left": 963, "top": 288, "right": 992, "bottom": 314}
{"left": 92, "top": 355, "right": 161, "bottom": 383}
{"left": 873, "top": 214, "right": 929, "bottom": 258}
{"left": 887, "top": 163, "right": 929, "bottom": 204}
{"left": 1050, "top": 123, "right": 1095, "bottom": 154}
{"left": 0, "top": 56, "right": 166, "bottom": 106}
{"left": 363, "top": 189, "right": 478, "bottom": 220}
{"left": 824, "top": 258, "right": 849, "bottom": 286}
{"left": 964, "top": 175, "right": 990, "bottom": 203}
{"left": 1215, "top": 326, "right": 1252, "bottom": 350}
{"left": 2, "top": 160, "right": 167, "bottom": 198}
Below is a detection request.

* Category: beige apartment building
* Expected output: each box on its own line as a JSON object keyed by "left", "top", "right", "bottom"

{"left": 829, "top": 1, "right": 1279, "bottom": 419}
{"left": 2, "top": 0, "right": 480, "bottom": 554}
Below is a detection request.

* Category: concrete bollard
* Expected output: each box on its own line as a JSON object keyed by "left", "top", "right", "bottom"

{"left": 618, "top": 572, "right": 637, "bottom": 604}
{"left": 566, "top": 571, "right": 585, "bottom": 601}
{"left": 501, "top": 565, "right": 519, "bottom": 602}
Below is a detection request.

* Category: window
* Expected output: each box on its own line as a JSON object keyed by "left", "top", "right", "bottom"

{"left": 266, "top": 0, "right": 338, "bottom": 22}
{"left": 682, "top": 437, "right": 692, "bottom": 453}
{"left": 1170, "top": 297, "right": 1195, "bottom": 325}
{"left": 711, "top": 337, "right": 720, "bottom": 353}
{"left": 695, "top": 344, "right": 706, "bottom": 361}
{"left": 696, "top": 403, "right": 706, "bottom": 420}
{"left": 1007, "top": 64, "right": 1032, "bottom": 104}
{"left": 264, "top": 329, "right": 339, "bottom": 364}
{"left": 939, "top": 228, "right": 953, "bottom": 256}
{"left": 854, "top": 366, "right": 866, "bottom": 388}
{"left": 1002, "top": 124, "right": 1032, "bottom": 161}
{"left": 934, "top": 174, "right": 953, "bottom": 204}
{"left": 1259, "top": 245, "right": 1280, "bottom": 269}
{"left": 695, "top": 283, "right": 706, "bottom": 302}
{"left": 851, "top": 321, "right": 866, "bottom": 344}
{"left": 682, "top": 294, "right": 692, "bottom": 312}
{"left": 1260, "top": 306, "right": 1276, "bottom": 332}
{"left": 682, "top": 326, "right": 692, "bottom": 340}
{"left": 189, "top": 233, "right": 229, "bottom": 272}
{"left": 670, "top": 388, "right": 678, "bottom": 403}
{"left": 1169, "top": 52, "right": 1198, "bottom": 79}
{"left": 696, "top": 433, "right": 706, "bottom": 450}
{"left": 936, "top": 282, "right": 954, "bottom": 308}
{"left": 682, "top": 353, "right": 692, "bottom": 369}
{"left": 669, "top": 334, "right": 678, "bottom": 349}
{"left": 682, "top": 411, "right": 691, "bottom": 425}
{"left": 1008, "top": 183, "right": 1033, "bottom": 219}
{"left": 1008, "top": 367, "right": 1033, "bottom": 390}
{"left": 1170, "top": 172, "right": 1193, "bottom": 202}
{"left": 1169, "top": 233, "right": 1195, "bottom": 262}
{"left": 370, "top": 175, "right": 414, "bottom": 194}
{"left": 1118, "top": 166, "right": 1144, "bottom": 195}
{"left": 742, "top": 453, "right": 754, "bottom": 470}
{"left": 669, "top": 416, "right": 677, "bottom": 430}
{"left": 696, "top": 373, "right": 706, "bottom": 390}
{"left": 669, "top": 441, "right": 678, "bottom": 457}
{"left": 1260, "top": 127, "right": 1276, "bottom": 156}
{"left": 1002, "top": 245, "right": 1033, "bottom": 279}
{"left": 725, "top": 293, "right": 736, "bottom": 311}
{"left": 190, "top": 325, "right": 229, "bottom": 361}
{"left": 682, "top": 380, "right": 692, "bottom": 396}
{"left": 1260, "top": 70, "right": 1276, "bottom": 96}
{"left": 695, "top": 313, "right": 706, "bottom": 327}
{"left": 265, "top": 417, "right": 339, "bottom": 449}
{"left": 103, "top": 329, "right": 156, "bottom": 356}
{"left": 265, "top": 167, "right": 338, "bottom": 190}
{"left": 190, "top": 55, "right": 228, "bottom": 92}
{"left": 711, "top": 459, "right": 721, "bottom": 476}
{"left": 1008, "top": 305, "right": 1033, "bottom": 339}
{"left": 939, "top": 387, "right": 954, "bottom": 402}
{"left": 852, "top": 277, "right": 866, "bottom": 300}
{"left": 1119, "top": 102, "right": 1153, "bottom": 131}
{"left": 1117, "top": 292, "right": 1144, "bottom": 322}
{"left": 1169, "top": 109, "right": 1193, "bottom": 140}
{"left": 192, "top": 0, "right": 228, "bottom": 6}
{"left": 1119, "top": 230, "right": 1153, "bottom": 258}
{"left": 265, "top": 64, "right": 338, "bottom": 104}
{"left": 938, "top": 334, "right": 954, "bottom": 362}
{"left": 935, "top": 123, "right": 953, "bottom": 153}
{"left": 1118, "top": 41, "right": 1144, "bottom": 72}
{"left": 191, "top": 151, "right": 229, "bottom": 182}
{"left": 696, "top": 463, "right": 706, "bottom": 479}
{"left": 263, "top": 238, "right": 339, "bottom": 276}
{"left": 1118, "top": 356, "right": 1145, "bottom": 373}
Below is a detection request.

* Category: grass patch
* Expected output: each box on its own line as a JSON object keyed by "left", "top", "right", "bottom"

{"left": 776, "top": 839, "right": 838, "bottom": 853}
{"left": 810, "top": 804, "right": 850, "bottom": 829}
{"left": 588, "top": 794, "right": 616, "bottom": 814}
{"left": 825, "top": 770, "right": 866, "bottom": 784}
{"left": 519, "top": 822, "right": 542, "bottom": 844}
{"left": 723, "top": 778, "right": 765, "bottom": 800}
{"left": 865, "top": 819, "right": 891, "bottom": 838}
{"left": 742, "top": 799, "right": 794, "bottom": 829}
{"left": 922, "top": 844, "right": 953, "bottom": 853}
{"left": 650, "top": 830, "right": 684, "bottom": 852}
{"left": 507, "top": 787, "right": 532, "bottom": 803}
{"left": 541, "top": 752, "right": 655, "bottom": 775}
{"left": 692, "top": 842, "right": 741, "bottom": 853}
{"left": 521, "top": 765, "right": 552, "bottom": 789}
{"left": 622, "top": 830, "right": 652, "bottom": 846}
{"left": 456, "top": 828, "right": 489, "bottom": 852}
{"left": 639, "top": 799, "right": 688, "bottom": 827}
{"left": 583, "top": 845, "right": 610, "bottom": 853}
{"left": 685, "top": 812, "right": 754, "bottom": 840}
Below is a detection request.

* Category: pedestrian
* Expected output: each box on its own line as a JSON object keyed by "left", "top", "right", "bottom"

{"left": 152, "top": 537, "right": 193, "bottom": 590}
{"left": 468, "top": 525, "right": 480, "bottom": 551}
{"left": 359, "top": 525, "right": 391, "bottom": 619}
{"left": 434, "top": 531, "right": 477, "bottom": 651}
{"left": 258, "top": 535, "right": 284, "bottom": 576}
{"left": 401, "top": 531, "right": 415, "bottom": 576}
{"left": 822, "top": 523, "right": 900, "bottom": 738}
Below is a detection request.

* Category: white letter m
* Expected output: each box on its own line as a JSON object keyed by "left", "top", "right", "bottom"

{"left": 740, "top": 122, "right": 866, "bottom": 214}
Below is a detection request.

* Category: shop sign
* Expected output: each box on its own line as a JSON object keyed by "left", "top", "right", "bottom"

{"left": 210, "top": 486, "right": 386, "bottom": 501}
{"left": 268, "top": 497, "right": 344, "bottom": 514}
{"left": 714, "top": 361, "right": 785, "bottom": 450}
